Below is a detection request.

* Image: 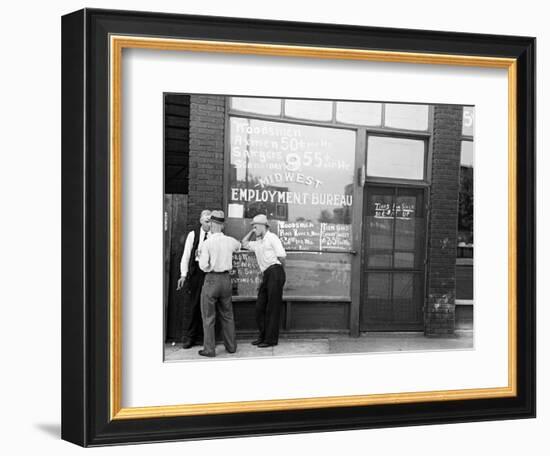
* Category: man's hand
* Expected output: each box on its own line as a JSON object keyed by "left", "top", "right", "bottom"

{"left": 177, "top": 276, "right": 186, "bottom": 290}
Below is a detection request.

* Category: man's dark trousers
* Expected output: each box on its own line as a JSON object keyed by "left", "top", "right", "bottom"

{"left": 256, "top": 264, "right": 286, "bottom": 345}
{"left": 181, "top": 269, "right": 205, "bottom": 345}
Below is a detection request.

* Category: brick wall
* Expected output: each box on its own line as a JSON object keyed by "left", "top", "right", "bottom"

{"left": 425, "top": 105, "right": 463, "bottom": 336}
{"left": 186, "top": 95, "right": 226, "bottom": 233}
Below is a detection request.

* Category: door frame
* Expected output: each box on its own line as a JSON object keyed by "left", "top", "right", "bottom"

{"left": 357, "top": 125, "right": 433, "bottom": 332}
{"left": 359, "top": 183, "right": 430, "bottom": 331}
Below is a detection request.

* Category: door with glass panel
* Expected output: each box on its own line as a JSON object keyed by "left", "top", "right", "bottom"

{"left": 360, "top": 185, "right": 426, "bottom": 331}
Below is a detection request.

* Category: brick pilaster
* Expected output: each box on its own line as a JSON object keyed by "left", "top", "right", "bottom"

{"left": 187, "top": 95, "right": 226, "bottom": 232}
{"left": 425, "top": 105, "right": 463, "bottom": 336}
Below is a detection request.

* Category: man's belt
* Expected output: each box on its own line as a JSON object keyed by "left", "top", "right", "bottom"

{"left": 263, "top": 263, "right": 283, "bottom": 273}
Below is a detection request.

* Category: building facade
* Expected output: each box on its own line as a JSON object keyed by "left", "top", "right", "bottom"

{"left": 164, "top": 94, "right": 474, "bottom": 341}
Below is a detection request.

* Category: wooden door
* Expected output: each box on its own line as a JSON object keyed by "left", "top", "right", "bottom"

{"left": 164, "top": 194, "right": 188, "bottom": 342}
{"left": 360, "top": 185, "right": 426, "bottom": 331}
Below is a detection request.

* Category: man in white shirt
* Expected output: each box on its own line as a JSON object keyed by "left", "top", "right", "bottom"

{"left": 197, "top": 210, "right": 241, "bottom": 357}
{"left": 176, "top": 210, "right": 211, "bottom": 349}
{"left": 241, "top": 214, "right": 286, "bottom": 348}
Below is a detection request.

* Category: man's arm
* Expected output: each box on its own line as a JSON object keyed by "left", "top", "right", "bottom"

{"left": 233, "top": 237, "right": 242, "bottom": 252}
{"left": 241, "top": 229, "right": 255, "bottom": 250}
{"left": 271, "top": 234, "right": 287, "bottom": 267}
{"left": 180, "top": 231, "right": 195, "bottom": 277}
{"left": 177, "top": 231, "right": 195, "bottom": 290}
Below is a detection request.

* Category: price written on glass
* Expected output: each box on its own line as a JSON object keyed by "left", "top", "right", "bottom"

{"left": 284, "top": 150, "right": 351, "bottom": 172}
{"left": 277, "top": 221, "right": 320, "bottom": 250}
{"left": 231, "top": 120, "right": 352, "bottom": 172}
{"left": 320, "top": 223, "right": 352, "bottom": 250}
{"left": 277, "top": 221, "right": 352, "bottom": 251}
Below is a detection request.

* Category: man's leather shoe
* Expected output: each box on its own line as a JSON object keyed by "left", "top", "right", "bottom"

{"left": 198, "top": 350, "right": 215, "bottom": 357}
{"left": 182, "top": 340, "right": 194, "bottom": 349}
{"left": 257, "top": 342, "right": 277, "bottom": 348}
{"left": 251, "top": 339, "right": 263, "bottom": 346}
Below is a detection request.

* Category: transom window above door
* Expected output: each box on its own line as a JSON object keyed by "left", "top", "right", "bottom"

{"left": 366, "top": 135, "right": 426, "bottom": 180}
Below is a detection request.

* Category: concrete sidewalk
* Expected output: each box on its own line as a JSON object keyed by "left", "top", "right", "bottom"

{"left": 164, "top": 331, "right": 473, "bottom": 362}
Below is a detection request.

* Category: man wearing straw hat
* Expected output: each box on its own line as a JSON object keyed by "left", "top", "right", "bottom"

{"left": 241, "top": 214, "right": 286, "bottom": 348}
{"left": 197, "top": 210, "right": 241, "bottom": 357}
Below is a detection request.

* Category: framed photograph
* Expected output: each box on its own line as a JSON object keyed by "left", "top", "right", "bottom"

{"left": 61, "top": 8, "right": 535, "bottom": 447}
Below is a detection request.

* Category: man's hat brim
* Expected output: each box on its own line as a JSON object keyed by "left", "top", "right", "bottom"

{"left": 210, "top": 215, "right": 225, "bottom": 224}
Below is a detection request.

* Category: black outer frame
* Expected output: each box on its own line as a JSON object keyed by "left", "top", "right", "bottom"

{"left": 61, "top": 8, "right": 536, "bottom": 447}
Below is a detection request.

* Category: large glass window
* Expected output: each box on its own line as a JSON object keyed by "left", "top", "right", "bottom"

{"left": 384, "top": 104, "right": 429, "bottom": 131}
{"left": 229, "top": 117, "right": 355, "bottom": 224}
{"left": 366, "top": 136, "right": 425, "bottom": 180}
{"left": 228, "top": 116, "right": 356, "bottom": 299}
{"left": 226, "top": 97, "right": 433, "bottom": 300}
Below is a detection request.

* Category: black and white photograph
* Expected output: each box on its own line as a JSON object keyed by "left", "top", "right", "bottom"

{"left": 1, "top": 0, "right": 543, "bottom": 452}
{"left": 163, "top": 94, "right": 475, "bottom": 361}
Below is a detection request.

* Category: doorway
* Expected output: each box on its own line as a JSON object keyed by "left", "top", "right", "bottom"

{"left": 360, "top": 185, "right": 427, "bottom": 331}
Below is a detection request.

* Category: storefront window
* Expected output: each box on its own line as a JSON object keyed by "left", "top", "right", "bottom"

{"left": 228, "top": 116, "right": 356, "bottom": 299}
{"left": 284, "top": 99, "right": 333, "bottom": 121}
{"left": 457, "top": 138, "right": 474, "bottom": 302}
{"left": 460, "top": 138, "right": 474, "bottom": 167}
{"left": 384, "top": 103, "right": 429, "bottom": 131}
{"left": 462, "top": 106, "right": 475, "bottom": 136}
{"left": 458, "top": 140, "right": 474, "bottom": 250}
{"left": 229, "top": 117, "right": 355, "bottom": 224}
{"left": 336, "top": 101, "right": 382, "bottom": 126}
{"left": 366, "top": 136, "right": 425, "bottom": 180}
{"left": 231, "top": 97, "right": 282, "bottom": 116}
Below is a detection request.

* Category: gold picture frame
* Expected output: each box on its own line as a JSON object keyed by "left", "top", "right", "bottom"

{"left": 62, "top": 8, "right": 535, "bottom": 446}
